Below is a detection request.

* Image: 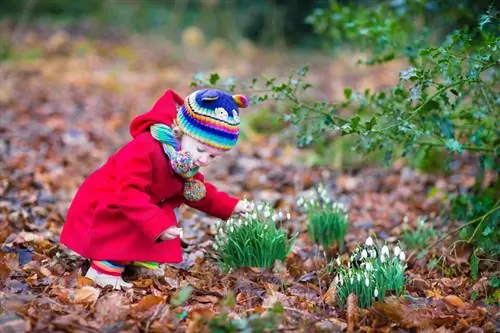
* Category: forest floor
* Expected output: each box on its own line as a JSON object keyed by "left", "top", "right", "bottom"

{"left": 0, "top": 28, "right": 498, "bottom": 332}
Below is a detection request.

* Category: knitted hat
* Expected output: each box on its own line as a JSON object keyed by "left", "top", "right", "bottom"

{"left": 177, "top": 88, "right": 249, "bottom": 151}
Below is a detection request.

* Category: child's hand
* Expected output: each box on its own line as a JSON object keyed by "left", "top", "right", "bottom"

{"left": 159, "top": 227, "right": 183, "bottom": 240}
{"left": 233, "top": 200, "right": 255, "bottom": 216}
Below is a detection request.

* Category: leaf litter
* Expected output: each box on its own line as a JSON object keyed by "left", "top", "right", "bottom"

{"left": 0, "top": 28, "right": 498, "bottom": 332}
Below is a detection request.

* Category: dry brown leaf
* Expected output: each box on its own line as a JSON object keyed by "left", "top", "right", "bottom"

{"left": 95, "top": 292, "right": 130, "bottom": 322}
{"left": 443, "top": 295, "right": 465, "bottom": 308}
{"left": 347, "top": 293, "right": 358, "bottom": 333}
{"left": 76, "top": 276, "right": 95, "bottom": 287}
{"left": 194, "top": 295, "right": 219, "bottom": 304}
{"left": 73, "top": 286, "right": 100, "bottom": 306}
{"left": 133, "top": 295, "right": 163, "bottom": 313}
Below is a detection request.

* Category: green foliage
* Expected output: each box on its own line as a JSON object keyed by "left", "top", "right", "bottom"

{"left": 297, "top": 184, "right": 349, "bottom": 250}
{"left": 331, "top": 237, "right": 407, "bottom": 309}
{"left": 401, "top": 216, "right": 437, "bottom": 250}
{"left": 452, "top": 187, "right": 500, "bottom": 259}
{"left": 207, "top": 299, "right": 283, "bottom": 333}
{"left": 170, "top": 285, "right": 193, "bottom": 306}
{"left": 213, "top": 202, "right": 297, "bottom": 271}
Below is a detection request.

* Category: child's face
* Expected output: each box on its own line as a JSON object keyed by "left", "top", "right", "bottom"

{"left": 180, "top": 135, "right": 225, "bottom": 167}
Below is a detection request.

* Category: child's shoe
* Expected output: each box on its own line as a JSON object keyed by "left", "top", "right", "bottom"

{"left": 85, "top": 267, "right": 133, "bottom": 290}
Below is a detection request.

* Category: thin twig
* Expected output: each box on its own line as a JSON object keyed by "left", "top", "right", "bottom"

{"left": 407, "top": 202, "right": 500, "bottom": 261}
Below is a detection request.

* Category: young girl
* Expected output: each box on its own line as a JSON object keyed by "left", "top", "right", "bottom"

{"left": 60, "top": 88, "right": 254, "bottom": 289}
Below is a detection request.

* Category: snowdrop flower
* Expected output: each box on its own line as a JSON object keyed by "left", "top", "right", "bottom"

{"left": 357, "top": 273, "right": 361, "bottom": 282}
{"left": 336, "top": 257, "right": 341, "bottom": 266}
{"left": 365, "top": 277, "right": 369, "bottom": 287}
{"left": 370, "top": 249, "right": 377, "bottom": 259}
{"left": 350, "top": 277, "right": 354, "bottom": 284}
{"left": 380, "top": 255, "right": 387, "bottom": 263}
{"left": 286, "top": 212, "right": 291, "bottom": 220}
{"left": 403, "top": 215, "right": 409, "bottom": 224}
{"left": 333, "top": 275, "right": 339, "bottom": 285}
{"left": 399, "top": 251, "right": 406, "bottom": 261}
{"left": 381, "top": 245, "right": 390, "bottom": 257}
{"left": 374, "top": 289, "right": 379, "bottom": 298}
{"left": 264, "top": 210, "right": 271, "bottom": 219}
{"left": 394, "top": 246, "right": 401, "bottom": 257}
{"left": 230, "top": 226, "right": 234, "bottom": 233}
{"left": 365, "top": 262, "right": 372, "bottom": 271}
{"left": 361, "top": 249, "right": 368, "bottom": 259}
{"left": 244, "top": 220, "right": 249, "bottom": 226}
{"left": 365, "top": 237, "right": 374, "bottom": 247}
{"left": 297, "top": 197, "right": 304, "bottom": 206}
{"left": 339, "top": 277, "right": 344, "bottom": 286}
{"left": 264, "top": 224, "right": 268, "bottom": 230}
{"left": 213, "top": 243, "right": 219, "bottom": 250}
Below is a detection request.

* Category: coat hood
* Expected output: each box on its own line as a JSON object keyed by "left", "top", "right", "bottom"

{"left": 129, "top": 89, "right": 184, "bottom": 138}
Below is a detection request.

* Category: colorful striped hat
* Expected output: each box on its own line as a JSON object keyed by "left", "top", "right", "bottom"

{"left": 177, "top": 88, "right": 249, "bottom": 151}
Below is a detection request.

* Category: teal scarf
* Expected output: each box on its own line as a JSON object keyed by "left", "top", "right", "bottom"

{"left": 150, "top": 123, "right": 206, "bottom": 201}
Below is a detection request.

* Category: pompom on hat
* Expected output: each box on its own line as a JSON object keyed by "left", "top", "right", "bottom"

{"left": 177, "top": 89, "right": 249, "bottom": 151}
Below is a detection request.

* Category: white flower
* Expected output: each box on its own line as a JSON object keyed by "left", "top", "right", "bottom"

{"left": 399, "top": 252, "right": 406, "bottom": 261}
{"left": 333, "top": 275, "right": 339, "bottom": 285}
{"left": 244, "top": 220, "right": 249, "bottom": 226}
{"left": 380, "top": 255, "right": 387, "bottom": 263}
{"left": 361, "top": 249, "right": 368, "bottom": 259}
{"left": 336, "top": 257, "right": 341, "bottom": 266}
{"left": 213, "top": 243, "right": 218, "bottom": 250}
{"left": 370, "top": 249, "right": 377, "bottom": 258}
{"left": 381, "top": 245, "right": 390, "bottom": 257}
{"left": 394, "top": 246, "right": 401, "bottom": 257}
{"left": 230, "top": 226, "right": 234, "bottom": 233}
{"left": 264, "top": 224, "right": 268, "bottom": 230}
{"left": 365, "top": 262, "right": 372, "bottom": 271}
{"left": 350, "top": 277, "right": 354, "bottom": 284}
{"left": 357, "top": 273, "right": 361, "bottom": 282}
{"left": 365, "top": 237, "right": 374, "bottom": 247}
{"left": 403, "top": 215, "right": 408, "bottom": 224}
{"left": 264, "top": 210, "right": 271, "bottom": 218}
{"left": 374, "top": 289, "right": 379, "bottom": 298}
{"left": 339, "top": 277, "right": 344, "bottom": 286}
{"left": 365, "top": 277, "right": 369, "bottom": 287}
{"left": 286, "top": 212, "right": 291, "bottom": 220}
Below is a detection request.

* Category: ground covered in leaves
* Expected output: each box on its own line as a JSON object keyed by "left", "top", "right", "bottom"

{"left": 0, "top": 28, "right": 498, "bottom": 332}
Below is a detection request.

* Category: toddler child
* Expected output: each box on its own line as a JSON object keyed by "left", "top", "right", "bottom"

{"left": 60, "top": 88, "right": 253, "bottom": 289}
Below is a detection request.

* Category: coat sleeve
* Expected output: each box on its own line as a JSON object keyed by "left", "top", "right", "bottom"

{"left": 183, "top": 172, "right": 239, "bottom": 220}
{"left": 114, "top": 141, "right": 176, "bottom": 243}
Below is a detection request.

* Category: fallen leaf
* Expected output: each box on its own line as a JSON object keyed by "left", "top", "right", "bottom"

{"left": 347, "top": 293, "right": 358, "bottom": 333}
{"left": 76, "top": 276, "right": 95, "bottom": 287}
{"left": 73, "top": 286, "right": 100, "bottom": 306}
{"left": 443, "top": 295, "right": 465, "bottom": 308}
{"left": 95, "top": 292, "right": 130, "bottom": 322}
{"left": 133, "top": 295, "right": 163, "bottom": 312}
{"left": 0, "top": 311, "right": 30, "bottom": 333}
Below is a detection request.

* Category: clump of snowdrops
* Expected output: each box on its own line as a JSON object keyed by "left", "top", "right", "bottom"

{"left": 297, "top": 184, "right": 349, "bottom": 251}
{"left": 331, "top": 236, "right": 407, "bottom": 308}
{"left": 212, "top": 201, "right": 297, "bottom": 272}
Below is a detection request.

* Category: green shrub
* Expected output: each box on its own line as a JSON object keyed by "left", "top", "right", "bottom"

{"left": 213, "top": 202, "right": 297, "bottom": 271}
{"left": 297, "top": 184, "right": 349, "bottom": 250}
{"left": 331, "top": 237, "right": 407, "bottom": 308}
{"left": 401, "top": 216, "right": 438, "bottom": 250}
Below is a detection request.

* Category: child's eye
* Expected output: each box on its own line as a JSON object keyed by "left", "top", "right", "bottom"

{"left": 197, "top": 146, "right": 205, "bottom": 153}
{"left": 209, "top": 154, "right": 216, "bottom": 159}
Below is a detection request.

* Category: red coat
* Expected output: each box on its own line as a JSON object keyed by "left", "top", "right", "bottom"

{"left": 60, "top": 89, "right": 239, "bottom": 263}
